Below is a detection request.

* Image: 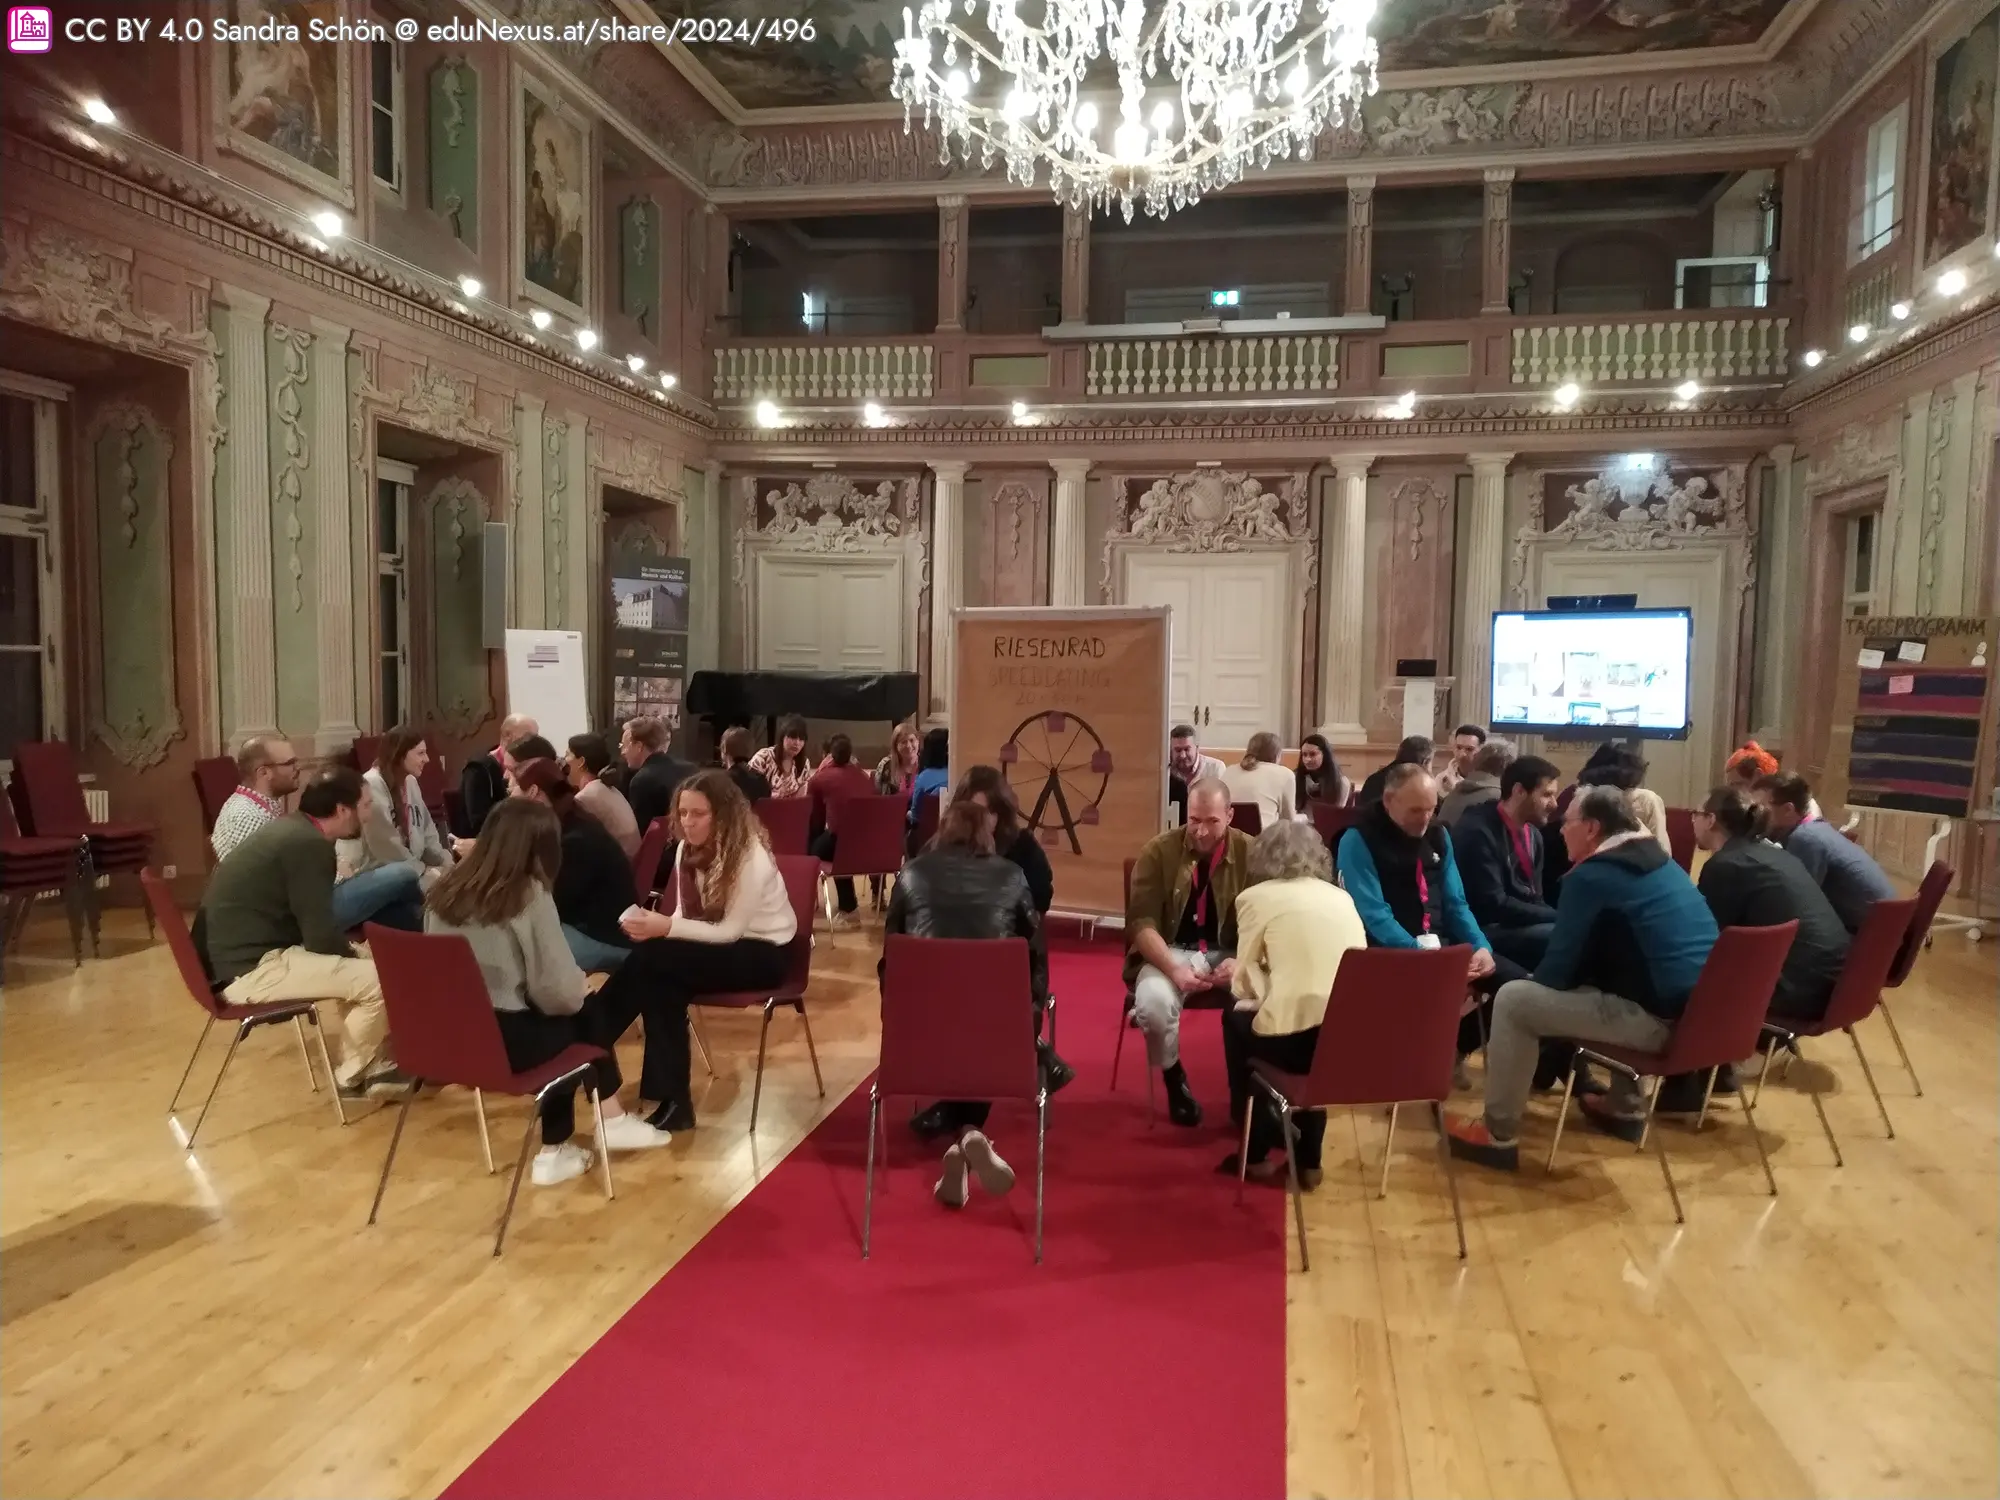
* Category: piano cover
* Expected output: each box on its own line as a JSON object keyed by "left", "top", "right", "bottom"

{"left": 685, "top": 671, "right": 920, "bottom": 724}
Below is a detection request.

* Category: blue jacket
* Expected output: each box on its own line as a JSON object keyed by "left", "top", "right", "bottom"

{"left": 1337, "top": 822, "right": 1491, "bottom": 953}
{"left": 1538, "top": 835, "right": 1717, "bottom": 1019}
{"left": 907, "top": 766, "right": 950, "bottom": 827}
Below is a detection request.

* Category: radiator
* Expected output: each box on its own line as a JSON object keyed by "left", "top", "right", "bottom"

{"left": 83, "top": 788, "right": 108, "bottom": 823}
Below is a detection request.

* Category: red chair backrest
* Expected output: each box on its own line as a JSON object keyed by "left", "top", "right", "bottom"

{"left": 364, "top": 924, "right": 522, "bottom": 1091}
{"left": 1289, "top": 945, "right": 1472, "bottom": 1107}
{"left": 879, "top": 934, "right": 1039, "bottom": 1101}
{"left": 1665, "top": 807, "right": 1696, "bottom": 873}
{"left": 912, "top": 790, "right": 941, "bottom": 851}
{"left": 1655, "top": 922, "right": 1798, "bottom": 1074}
{"left": 193, "top": 757, "right": 239, "bottom": 835}
{"left": 1230, "top": 802, "right": 1263, "bottom": 836}
{"left": 772, "top": 854, "right": 820, "bottom": 998}
{"left": 416, "top": 753, "right": 450, "bottom": 829}
{"left": 9, "top": 740, "right": 93, "bottom": 837}
{"left": 1309, "top": 801, "right": 1359, "bottom": 846}
{"left": 1886, "top": 859, "right": 1954, "bottom": 987}
{"left": 754, "top": 795, "right": 812, "bottom": 857}
{"left": 828, "top": 795, "right": 905, "bottom": 877}
{"left": 631, "top": 816, "right": 673, "bottom": 895}
{"left": 143, "top": 870, "right": 226, "bottom": 1018}
{"left": 351, "top": 735, "right": 383, "bottom": 776}
{"left": 1821, "top": 897, "right": 1917, "bottom": 1031}
{"left": 0, "top": 787, "right": 22, "bottom": 841}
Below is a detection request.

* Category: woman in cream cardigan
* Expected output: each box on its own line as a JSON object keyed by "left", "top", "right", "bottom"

{"left": 1221, "top": 819, "right": 1367, "bottom": 1189}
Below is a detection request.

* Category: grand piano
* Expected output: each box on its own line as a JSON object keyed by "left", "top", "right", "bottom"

{"left": 684, "top": 671, "right": 921, "bottom": 747}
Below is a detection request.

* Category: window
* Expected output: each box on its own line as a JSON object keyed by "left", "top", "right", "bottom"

{"left": 0, "top": 378, "right": 66, "bottom": 764}
{"left": 370, "top": 38, "right": 404, "bottom": 193}
{"left": 1843, "top": 510, "right": 1880, "bottom": 618}
{"left": 1851, "top": 105, "right": 1905, "bottom": 262}
{"left": 376, "top": 460, "right": 413, "bottom": 728}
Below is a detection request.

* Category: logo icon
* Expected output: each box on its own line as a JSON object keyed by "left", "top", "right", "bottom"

{"left": 7, "top": 6, "right": 53, "bottom": 51}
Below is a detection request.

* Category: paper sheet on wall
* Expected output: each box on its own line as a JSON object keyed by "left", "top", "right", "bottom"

{"left": 1898, "top": 640, "right": 1927, "bottom": 663}
{"left": 1886, "top": 674, "right": 1915, "bottom": 695}
{"left": 503, "top": 629, "right": 590, "bottom": 747}
{"left": 1856, "top": 647, "right": 1886, "bottom": 668}
{"left": 1402, "top": 679, "right": 1437, "bottom": 743}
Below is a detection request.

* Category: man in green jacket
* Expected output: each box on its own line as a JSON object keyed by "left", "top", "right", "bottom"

{"left": 202, "top": 766, "right": 401, "bottom": 1097}
{"left": 1124, "top": 779, "right": 1252, "bottom": 1126}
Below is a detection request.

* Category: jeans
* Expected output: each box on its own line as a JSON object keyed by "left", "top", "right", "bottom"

{"left": 561, "top": 924, "right": 631, "bottom": 973}
{"left": 1487, "top": 923, "right": 1555, "bottom": 971}
{"left": 1482, "top": 978, "right": 1671, "bottom": 1142}
{"left": 594, "top": 936, "right": 791, "bottom": 1108}
{"left": 495, "top": 999, "right": 625, "bottom": 1144}
{"left": 1131, "top": 947, "right": 1230, "bottom": 1070}
{"left": 331, "top": 864, "right": 423, "bottom": 933}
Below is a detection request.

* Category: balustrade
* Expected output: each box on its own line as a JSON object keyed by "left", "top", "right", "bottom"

{"left": 713, "top": 343, "right": 934, "bottom": 402}
{"left": 1085, "top": 334, "right": 1339, "bottom": 397}
{"left": 1510, "top": 314, "right": 1791, "bottom": 385}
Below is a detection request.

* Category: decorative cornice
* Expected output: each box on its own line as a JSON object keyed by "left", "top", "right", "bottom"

{"left": 1787, "top": 301, "right": 2000, "bottom": 421}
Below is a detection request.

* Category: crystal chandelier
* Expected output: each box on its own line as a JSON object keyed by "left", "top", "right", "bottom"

{"left": 891, "top": 0, "right": 1380, "bottom": 221}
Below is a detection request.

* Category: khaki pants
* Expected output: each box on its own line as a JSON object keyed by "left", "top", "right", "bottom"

{"left": 224, "top": 948, "right": 388, "bottom": 1086}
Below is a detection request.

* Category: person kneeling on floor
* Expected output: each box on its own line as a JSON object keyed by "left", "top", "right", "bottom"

{"left": 884, "top": 797, "right": 1049, "bottom": 1207}
{"left": 1445, "top": 785, "right": 1719, "bottom": 1169}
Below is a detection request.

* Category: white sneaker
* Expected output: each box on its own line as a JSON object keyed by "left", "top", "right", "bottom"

{"left": 530, "top": 1142, "right": 593, "bottom": 1186}
{"left": 960, "top": 1131, "right": 1016, "bottom": 1196}
{"left": 934, "top": 1143, "right": 969, "bottom": 1208}
{"left": 829, "top": 909, "right": 859, "bottom": 931}
{"left": 598, "top": 1113, "right": 673, "bottom": 1151}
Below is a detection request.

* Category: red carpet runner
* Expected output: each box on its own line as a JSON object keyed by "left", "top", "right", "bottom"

{"left": 446, "top": 937, "right": 1287, "bottom": 1500}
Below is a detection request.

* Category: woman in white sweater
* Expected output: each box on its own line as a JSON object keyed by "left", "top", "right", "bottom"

{"left": 424, "top": 798, "right": 672, "bottom": 1185}
{"left": 1221, "top": 731, "right": 1297, "bottom": 831}
{"left": 598, "top": 769, "right": 798, "bottom": 1132}
{"left": 341, "top": 727, "right": 456, "bottom": 889}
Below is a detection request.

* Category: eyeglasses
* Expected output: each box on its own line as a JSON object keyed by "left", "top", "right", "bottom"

{"left": 269, "top": 759, "right": 299, "bottom": 769}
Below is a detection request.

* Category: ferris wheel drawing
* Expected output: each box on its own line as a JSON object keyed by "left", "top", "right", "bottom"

{"left": 998, "top": 711, "right": 1114, "bottom": 855}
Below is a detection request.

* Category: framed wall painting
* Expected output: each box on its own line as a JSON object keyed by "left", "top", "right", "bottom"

{"left": 514, "top": 72, "right": 592, "bottom": 323}
{"left": 212, "top": 0, "right": 354, "bottom": 208}
{"left": 1924, "top": 6, "right": 2000, "bottom": 266}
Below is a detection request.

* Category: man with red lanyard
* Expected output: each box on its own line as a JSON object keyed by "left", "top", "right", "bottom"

{"left": 1452, "top": 755, "right": 1562, "bottom": 970}
{"left": 1124, "top": 780, "right": 1253, "bottom": 1127}
{"left": 210, "top": 736, "right": 301, "bottom": 861}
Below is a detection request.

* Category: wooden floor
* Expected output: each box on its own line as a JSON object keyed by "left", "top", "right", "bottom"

{"left": 1, "top": 905, "right": 1994, "bottom": 1499}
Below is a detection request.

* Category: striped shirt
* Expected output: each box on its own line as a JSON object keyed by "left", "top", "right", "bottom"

{"left": 211, "top": 787, "right": 284, "bottom": 861}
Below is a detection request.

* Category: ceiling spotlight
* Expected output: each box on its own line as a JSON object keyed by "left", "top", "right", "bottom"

{"left": 1802, "top": 348, "right": 1824, "bottom": 367}
{"left": 529, "top": 309, "right": 553, "bottom": 331}
{"left": 575, "top": 328, "right": 598, "bottom": 351}
{"left": 458, "top": 275, "right": 483, "bottom": 297}
{"left": 1011, "top": 400, "right": 1030, "bottom": 421}
{"left": 1385, "top": 390, "right": 1416, "bottom": 419}
{"left": 755, "top": 400, "right": 781, "bottom": 427}
{"left": 1552, "top": 381, "right": 1581, "bottom": 409}
{"left": 82, "top": 98, "right": 116, "bottom": 125}
{"left": 659, "top": 372, "right": 677, "bottom": 390}
{"left": 1622, "top": 453, "right": 1655, "bottom": 468}
{"left": 1847, "top": 323, "right": 1870, "bottom": 344}
{"left": 626, "top": 354, "right": 646, "bottom": 373}
{"left": 863, "top": 401, "right": 885, "bottom": 426}
{"left": 1890, "top": 300, "right": 1912, "bottom": 321}
{"left": 309, "top": 210, "right": 344, "bottom": 239}
{"left": 1674, "top": 379, "right": 1701, "bottom": 402}
{"left": 1936, "top": 268, "right": 1969, "bottom": 297}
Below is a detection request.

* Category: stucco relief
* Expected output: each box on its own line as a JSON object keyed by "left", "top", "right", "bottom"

{"left": 733, "top": 471, "right": 919, "bottom": 581}
{"left": 588, "top": 425, "right": 686, "bottom": 510}
{"left": 1917, "top": 392, "right": 1957, "bottom": 613}
{"left": 1099, "top": 469, "right": 1311, "bottom": 596}
{"left": 271, "top": 324, "right": 312, "bottom": 614}
{"left": 423, "top": 476, "right": 495, "bottom": 735}
{"left": 1392, "top": 477, "right": 1448, "bottom": 563}
{"left": 84, "top": 401, "right": 184, "bottom": 769}
{"left": 1804, "top": 417, "right": 1900, "bottom": 495}
{"left": 1510, "top": 461, "right": 1751, "bottom": 603}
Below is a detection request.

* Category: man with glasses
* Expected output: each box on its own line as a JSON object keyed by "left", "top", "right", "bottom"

{"left": 210, "top": 736, "right": 301, "bottom": 861}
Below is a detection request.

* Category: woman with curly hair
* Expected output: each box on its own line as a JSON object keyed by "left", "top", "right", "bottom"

{"left": 596, "top": 769, "right": 798, "bottom": 1132}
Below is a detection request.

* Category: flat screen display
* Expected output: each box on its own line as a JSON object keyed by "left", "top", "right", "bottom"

{"left": 1490, "top": 608, "right": 1692, "bottom": 739}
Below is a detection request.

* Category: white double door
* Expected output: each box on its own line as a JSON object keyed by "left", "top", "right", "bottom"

{"left": 1124, "top": 551, "right": 1291, "bottom": 747}
{"left": 753, "top": 553, "right": 906, "bottom": 673}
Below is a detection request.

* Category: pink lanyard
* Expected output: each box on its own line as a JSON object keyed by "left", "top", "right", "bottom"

{"left": 1414, "top": 860, "right": 1432, "bottom": 934}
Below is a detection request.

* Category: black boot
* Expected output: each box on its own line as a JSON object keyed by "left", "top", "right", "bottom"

{"left": 910, "top": 1102, "right": 955, "bottom": 1139}
{"left": 646, "top": 1098, "right": 696, "bottom": 1133}
{"left": 1162, "top": 1063, "right": 1202, "bottom": 1127}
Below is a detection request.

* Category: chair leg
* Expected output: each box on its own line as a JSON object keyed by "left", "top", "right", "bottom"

{"left": 1034, "top": 1090, "right": 1048, "bottom": 1266}
{"left": 1235, "top": 1099, "right": 1255, "bottom": 1198}
{"left": 1110, "top": 998, "right": 1129, "bottom": 1090}
{"left": 796, "top": 1001, "right": 825, "bottom": 1097}
{"left": 367, "top": 1083, "right": 421, "bottom": 1225}
{"left": 474, "top": 1088, "right": 494, "bottom": 1173}
{"left": 139, "top": 871, "right": 156, "bottom": 940}
{"left": 58, "top": 879, "right": 85, "bottom": 967}
{"left": 1847, "top": 1025, "right": 1896, "bottom": 1140}
{"left": 861, "top": 1085, "right": 881, "bottom": 1260}
{"left": 1378, "top": 1101, "right": 1400, "bottom": 1198}
{"left": 308, "top": 1009, "right": 347, "bottom": 1126}
{"left": 293, "top": 1015, "right": 319, "bottom": 1093}
{"left": 1874, "top": 996, "right": 1922, "bottom": 1096}
{"left": 1693, "top": 1068, "right": 1719, "bottom": 1132}
{"left": 750, "top": 1003, "right": 774, "bottom": 1134}
{"left": 690, "top": 1012, "right": 714, "bottom": 1078}
{"left": 589, "top": 1086, "right": 615, "bottom": 1201}
{"left": 1645, "top": 1080, "right": 1683, "bottom": 1223}
{"left": 1431, "top": 1103, "right": 1468, "bottom": 1260}
{"left": 1738, "top": 1072, "right": 1779, "bottom": 1198}
{"left": 184, "top": 1021, "right": 249, "bottom": 1150}
{"left": 167, "top": 1016, "right": 215, "bottom": 1116}
{"left": 79, "top": 849, "right": 102, "bottom": 957}
{"left": 1282, "top": 1105, "right": 1309, "bottom": 1273}
{"left": 492, "top": 1107, "right": 541, "bottom": 1257}
{"left": 1544, "top": 1068, "right": 1579, "bottom": 1173}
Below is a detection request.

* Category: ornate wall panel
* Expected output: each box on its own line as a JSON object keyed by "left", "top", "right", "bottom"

{"left": 85, "top": 403, "right": 183, "bottom": 768}
{"left": 975, "top": 474, "right": 1048, "bottom": 609}
{"left": 423, "top": 476, "right": 494, "bottom": 735}
{"left": 427, "top": 57, "right": 480, "bottom": 245}
{"left": 268, "top": 321, "right": 320, "bottom": 739}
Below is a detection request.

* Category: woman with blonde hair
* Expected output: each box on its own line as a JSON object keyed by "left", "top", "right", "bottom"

{"left": 875, "top": 721, "right": 923, "bottom": 798}
{"left": 425, "top": 798, "right": 671, "bottom": 1186}
{"left": 597, "top": 768, "right": 798, "bottom": 1132}
{"left": 1221, "top": 731, "right": 1297, "bottom": 830}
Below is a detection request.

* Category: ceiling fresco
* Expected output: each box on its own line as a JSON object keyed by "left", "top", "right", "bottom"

{"left": 647, "top": 0, "right": 1807, "bottom": 113}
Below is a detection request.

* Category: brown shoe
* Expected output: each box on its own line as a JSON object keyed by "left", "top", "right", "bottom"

{"left": 1297, "top": 1167, "right": 1323, "bottom": 1191}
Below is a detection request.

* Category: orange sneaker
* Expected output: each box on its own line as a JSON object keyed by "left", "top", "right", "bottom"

{"left": 1444, "top": 1114, "right": 1519, "bottom": 1171}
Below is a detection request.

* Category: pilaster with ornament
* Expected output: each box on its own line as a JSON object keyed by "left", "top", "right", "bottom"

{"left": 310, "top": 317, "right": 359, "bottom": 755}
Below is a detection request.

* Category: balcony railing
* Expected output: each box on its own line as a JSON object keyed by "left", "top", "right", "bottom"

{"left": 1510, "top": 314, "right": 1790, "bottom": 385}
{"left": 1085, "top": 333, "right": 1339, "bottom": 396}
{"left": 714, "top": 341, "right": 934, "bottom": 402}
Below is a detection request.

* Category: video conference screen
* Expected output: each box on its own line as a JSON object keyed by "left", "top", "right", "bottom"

{"left": 1490, "top": 608, "right": 1692, "bottom": 739}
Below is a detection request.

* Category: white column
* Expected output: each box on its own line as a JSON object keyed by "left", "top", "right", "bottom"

{"left": 216, "top": 284, "right": 278, "bottom": 745}
{"left": 1457, "top": 452, "right": 1514, "bottom": 730}
{"left": 928, "top": 460, "right": 968, "bottom": 722}
{"left": 1321, "top": 455, "right": 1375, "bottom": 743}
{"left": 1049, "top": 459, "right": 1090, "bottom": 606}
{"left": 309, "top": 317, "right": 359, "bottom": 754}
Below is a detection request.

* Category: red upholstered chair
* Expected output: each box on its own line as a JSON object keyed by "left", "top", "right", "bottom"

{"left": 689, "top": 855, "right": 824, "bottom": 1133}
{"left": 1309, "top": 800, "right": 1360, "bottom": 848}
{"left": 631, "top": 816, "right": 673, "bottom": 903}
{"left": 1546, "top": 922, "right": 1798, "bottom": 1222}
{"left": 822, "top": 794, "right": 905, "bottom": 911}
{"left": 9, "top": 740, "right": 155, "bottom": 946}
{"left": 1240, "top": 944, "right": 1475, "bottom": 1270}
{"left": 1878, "top": 860, "right": 1954, "bottom": 1097}
{"left": 0, "top": 788, "right": 87, "bottom": 968}
{"left": 866, "top": 934, "right": 1047, "bottom": 1262}
{"left": 1230, "top": 802, "right": 1263, "bottom": 836}
{"left": 1759, "top": 896, "right": 1917, "bottom": 1164}
{"left": 1111, "top": 853, "right": 1228, "bottom": 1114}
{"left": 416, "top": 753, "right": 450, "bottom": 831}
{"left": 363, "top": 923, "right": 615, "bottom": 1256}
{"left": 912, "top": 789, "right": 941, "bottom": 852}
{"left": 1665, "top": 807, "right": 1696, "bottom": 873}
{"left": 193, "top": 756, "right": 239, "bottom": 837}
{"left": 145, "top": 871, "right": 345, "bottom": 1147}
{"left": 351, "top": 735, "right": 382, "bottom": 775}
{"left": 754, "top": 795, "right": 812, "bottom": 858}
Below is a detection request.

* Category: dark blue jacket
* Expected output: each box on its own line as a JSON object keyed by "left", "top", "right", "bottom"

{"left": 1453, "top": 799, "right": 1556, "bottom": 932}
{"left": 1538, "top": 834, "right": 1717, "bottom": 1019}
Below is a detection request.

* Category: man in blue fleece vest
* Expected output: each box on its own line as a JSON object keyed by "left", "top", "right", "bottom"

{"left": 1445, "top": 784, "right": 1719, "bottom": 1170}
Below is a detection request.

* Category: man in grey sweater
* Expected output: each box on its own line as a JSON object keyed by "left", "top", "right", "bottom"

{"left": 202, "top": 767, "right": 401, "bottom": 1096}
{"left": 1753, "top": 772, "right": 1897, "bottom": 932}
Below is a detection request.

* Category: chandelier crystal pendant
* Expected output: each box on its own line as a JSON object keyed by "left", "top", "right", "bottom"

{"left": 891, "top": 0, "right": 1380, "bottom": 222}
